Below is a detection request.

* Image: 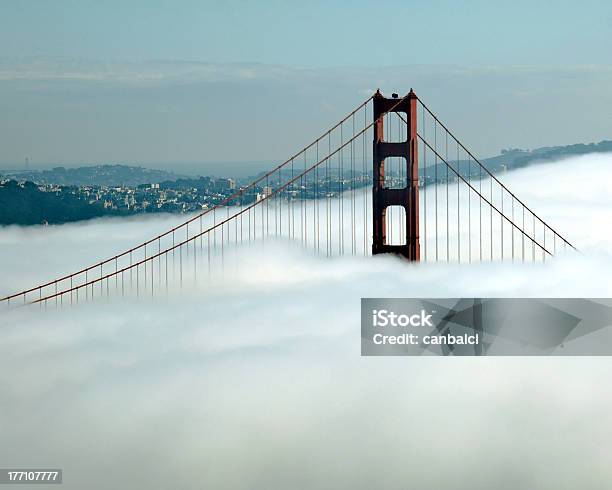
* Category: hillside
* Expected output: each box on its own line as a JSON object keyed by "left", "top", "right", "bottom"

{"left": 3, "top": 164, "right": 180, "bottom": 187}
{"left": 0, "top": 180, "right": 116, "bottom": 225}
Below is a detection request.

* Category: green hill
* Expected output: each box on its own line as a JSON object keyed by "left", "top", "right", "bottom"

{"left": 0, "top": 180, "right": 113, "bottom": 225}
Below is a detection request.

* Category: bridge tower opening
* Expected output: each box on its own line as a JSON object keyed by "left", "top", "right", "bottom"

{"left": 372, "top": 89, "right": 420, "bottom": 260}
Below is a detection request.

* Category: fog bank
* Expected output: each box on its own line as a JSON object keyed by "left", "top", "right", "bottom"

{"left": 1, "top": 154, "right": 612, "bottom": 489}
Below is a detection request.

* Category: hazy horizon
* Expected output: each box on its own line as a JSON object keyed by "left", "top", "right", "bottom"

{"left": 0, "top": 158, "right": 278, "bottom": 178}
{"left": 2, "top": 126, "right": 610, "bottom": 178}
{"left": 2, "top": 59, "right": 611, "bottom": 170}
{"left": 3, "top": 2, "right": 611, "bottom": 169}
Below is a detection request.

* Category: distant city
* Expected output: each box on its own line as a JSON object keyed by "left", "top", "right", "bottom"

{"left": 1, "top": 140, "right": 610, "bottom": 225}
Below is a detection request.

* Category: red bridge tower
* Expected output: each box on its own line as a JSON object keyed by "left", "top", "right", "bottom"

{"left": 372, "top": 89, "right": 420, "bottom": 260}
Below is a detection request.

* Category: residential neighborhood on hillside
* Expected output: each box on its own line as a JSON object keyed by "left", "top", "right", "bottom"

{"left": 1, "top": 140, "right": 610, "bottom": 225}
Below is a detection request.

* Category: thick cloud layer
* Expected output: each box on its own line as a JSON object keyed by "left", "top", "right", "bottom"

{"left": 1, "top": 154, "right": 612, "bottom": 489}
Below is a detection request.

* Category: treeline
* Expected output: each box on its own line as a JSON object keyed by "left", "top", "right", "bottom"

{"left": 0, "top": 181, "right": 121, "bottom": 225}
{"left": 510, "top": 140, "right": 612, "bottom": 169}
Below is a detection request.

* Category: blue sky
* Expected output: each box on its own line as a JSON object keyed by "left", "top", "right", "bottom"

{"left": 0, "top": 1, "right": 611, "bottom": 168}
{"left": 2, "top": 0, "right": 611, "bottom": 66}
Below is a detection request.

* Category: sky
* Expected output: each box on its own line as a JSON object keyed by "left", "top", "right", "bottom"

{"left": 0, "top": 1, "right": 611, "bottom": 169}
{"left": 1, "top": 154, "right": 612, "bottom": 488}
{"left": 2, "top": 1, "right": 612, "bottom": 66}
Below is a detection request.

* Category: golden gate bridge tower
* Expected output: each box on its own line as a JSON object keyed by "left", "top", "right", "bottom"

{"left": 372, "top": 89, "right": 420, "bottom": 260}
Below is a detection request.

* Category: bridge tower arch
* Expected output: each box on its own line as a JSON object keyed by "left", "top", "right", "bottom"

{"left": 372, "top": 89, "right": 420, "bottom": 260}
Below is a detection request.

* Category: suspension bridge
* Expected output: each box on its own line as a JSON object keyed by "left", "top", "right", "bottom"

{"left": 0, "top": 90, "right": 575, "bottom": 310}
